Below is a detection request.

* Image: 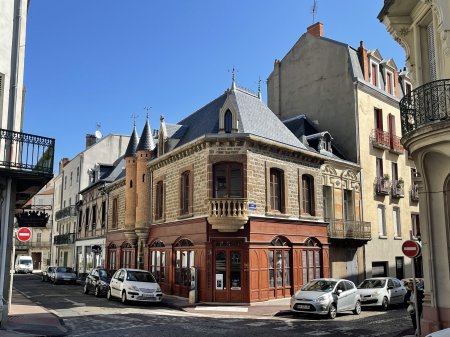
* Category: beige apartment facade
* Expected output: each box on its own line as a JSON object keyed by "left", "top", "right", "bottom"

{"left": 379, "top": 0, "right": 450, "bottom": 334}
{"left": 267, "top": 22, "right": 419, "bottom": 281}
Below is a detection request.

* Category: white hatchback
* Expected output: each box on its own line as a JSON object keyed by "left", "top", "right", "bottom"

{"left": 357, "top": 277, "right": 407, "bottom": 310}
{"left": 107, "top": 268, "right": 163, "bottom": 304}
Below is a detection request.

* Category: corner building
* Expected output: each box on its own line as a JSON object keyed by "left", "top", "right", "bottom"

{"left": 107, "top": 83, "right": 367, "bottom": 303}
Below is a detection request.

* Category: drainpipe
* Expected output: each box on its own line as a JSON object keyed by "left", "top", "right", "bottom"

{"left": 0, "top": 179, "right": 12, "bottom": 326}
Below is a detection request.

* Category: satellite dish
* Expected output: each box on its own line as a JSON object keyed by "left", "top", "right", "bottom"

{"left": 95, "top": 130, "right": 102, "bottom": 139}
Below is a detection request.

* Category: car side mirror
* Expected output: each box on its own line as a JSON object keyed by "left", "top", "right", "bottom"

{"left": 336, "top": 289, "right": 343, "bottom": 296}
{"left": 118, "top": 277, "right": 124, "bottom": 282}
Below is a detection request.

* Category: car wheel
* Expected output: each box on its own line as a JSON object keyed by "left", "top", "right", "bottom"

{"left": 106, "top": 288, "right": 112, "bottom": 301}
{"left": 353, "top": 301, "right": 362, "bottom": 315}
{"left": 94, "top": 286, "right": 100, "bottom": 297}
{"left": 121, "top": 291, "right": 128, "bottom": 304}
{"left": 328, "top": 304, "right": 337, "bottom": 319}
{"left": 83, "top": 284, "right": 89, "bottom": 294}
{"left": 381, "top": 297, "right": 389, "bottom": 310}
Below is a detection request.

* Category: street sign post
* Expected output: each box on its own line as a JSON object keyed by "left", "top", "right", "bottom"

{"left": 402, "top": 240, "right": 421, "bottom": 258}
{"left": 17, "top": 227, "right": 31, "bottom": 242}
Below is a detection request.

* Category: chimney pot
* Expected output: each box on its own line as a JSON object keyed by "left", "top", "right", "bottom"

{"left": 307, "top": 22, "right": 324, "bottom": 38}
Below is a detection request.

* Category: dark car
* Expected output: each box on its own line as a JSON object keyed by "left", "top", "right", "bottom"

{"left": 83, "top": 268, "right": 115, "bottom": 297}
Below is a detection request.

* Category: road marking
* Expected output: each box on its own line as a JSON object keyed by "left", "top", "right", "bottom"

{"left": 64, "top": 298, "right": 85, "bottom": 306}
{"left": 194, "top": 306, "right": 248, "bottom": 312}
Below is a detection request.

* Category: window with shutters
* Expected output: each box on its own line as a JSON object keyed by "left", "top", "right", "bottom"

{"left": 302, "top": 175, "right": 315, "bottom": 215}
{"left": 371, "top": 62, "right": 379, "bottom": 87}
{"left": 427, "top": 22, "right": 437, "bottom": 81}
{"left": 386, "top": 71, "right": 393, "bottom": 94}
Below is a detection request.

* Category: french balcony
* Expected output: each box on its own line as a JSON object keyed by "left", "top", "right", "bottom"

{"left": 207, "top": 198, "right": 248, "bottom": 232}
{"left": 400, "top": 79, "right": 450, "bottom": 135}
{"left": 327, "top": 218, "right": 372, "bottom": 241}
{"left": 391, "top": 180, "right": 405, "bottom": 198}
{"left": 374, "top": 177, "right": 391, "bottom": 196}
{"left": 389, "top": 135, "right": 404, "bottom": 154}
{"left": 14, "top": 239, "right": 51, "bottom": 249}
{"left": 0, "top": 129, "right": 55, "bottom": 208}
{"left": 53, "top": 233, "right": 76, "bottom": 245}
{"left": 55, "top": 206, "right": 77, "bottom": 221}
{"left": 410, "top": 184, "right": 419, "bottom": 202}
{"left": 370, "top": 129, "right": 390, "bottom": 150}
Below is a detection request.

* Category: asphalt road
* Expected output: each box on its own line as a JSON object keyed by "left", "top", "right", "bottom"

{"left": 12, "top": 274, "right": 415, "bottom": 337}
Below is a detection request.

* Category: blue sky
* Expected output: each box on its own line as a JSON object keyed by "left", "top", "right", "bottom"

{"left": 23, "top": 0, "right": 404, "bottom": 169}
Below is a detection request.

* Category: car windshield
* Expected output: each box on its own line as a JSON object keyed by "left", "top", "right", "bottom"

{"left": 21, "top": 260, "right": 32, "bottom": 266}
{"left": 358, "top": 279, "right": 386, "bottom": 289}
{"left": 126, "top": 271, "right": 156, "bottom": 283}
{"left": 99, "top": 269, "right": 114, "bottom": 278}
{"left": 56, "top": 267, "right": 73, "bottom": 273}
{"left": 301, "top": 280, "right": 337, "bottom": 292}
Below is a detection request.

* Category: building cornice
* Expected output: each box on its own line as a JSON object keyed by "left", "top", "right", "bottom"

{"left": 356, "top": 80, "right": 401, "bottom": 108}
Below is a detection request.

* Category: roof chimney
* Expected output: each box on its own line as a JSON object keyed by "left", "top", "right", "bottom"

{"left": 307, "top": 22, "right": 324, "bottom": 38}
{"left": 358, "top": 41, "right": 369, "bottom": 81}
{"left": 86, "top": 134, "right": 97, "bottom": 149}
{"left": 59, "top": 158, "right": 70, "bottom": 174}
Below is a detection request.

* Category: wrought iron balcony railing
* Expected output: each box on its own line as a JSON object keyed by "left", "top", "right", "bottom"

{"left": 391, "top": 180, "right": 405, "bottom": 198}
{"left": 0, "top": 128, "right": 55, "bottom": 175}
{"left": 400, "top": 79, "right": 450, "bottom": 135}
{"left": 53, "top": 233, "right": 76, "bottom": 245}
{"left": 327, "top": 218, "right": 372, "bottom": 240}
{"left": 208, "top": 198, "right": 248, "bottom": 232}
{"left": 370, "top": 129, "right": 390, "bottom": 150}
{"left": 55, "top": 206, "right": 77, "bottom": 221}
{"left": 374, "top": 177, "right": 391, "bottom": 195}
{"left": 389, "top": 135, "right": 404, "bottom": 154}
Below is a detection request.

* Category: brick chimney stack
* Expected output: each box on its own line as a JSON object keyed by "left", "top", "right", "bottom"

{"left": 358, "top": 41, "right": 369, "bottom": 81}
{"left": 85, "top": 134, "right": 96, "bottom": 149}
{"left": 307, "top": 22, "right": 324, "bottom": 38}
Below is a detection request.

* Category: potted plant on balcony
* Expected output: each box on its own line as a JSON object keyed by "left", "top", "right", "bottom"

{"left": 383, "top": 173, "right": 390, "bottom": 181}
{"left": 396, "top": 177, "right": 404, "bottom": 188}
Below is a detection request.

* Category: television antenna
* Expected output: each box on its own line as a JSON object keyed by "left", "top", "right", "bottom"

{"left": 311, "top": 0, "right": 318, "bottom": 23}
{"left": 95, "top": 122, "right": 102, "bottom": 139}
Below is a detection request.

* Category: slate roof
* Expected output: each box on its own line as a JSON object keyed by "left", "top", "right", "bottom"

{"left": 124, "top": 126, "right": 139, "bottom": 158}
{"left": 173, "top": 86, "right": 306, "bottom": 150}
{"left": 136, "top": 119, "right": 153, "bottom": 152}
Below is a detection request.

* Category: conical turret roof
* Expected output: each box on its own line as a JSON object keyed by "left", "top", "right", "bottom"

{"left": 124, "top": 126, "right": 139, "bottom": 158}
{"left": 136, "top": 118, "right": 155, "bottom": 151}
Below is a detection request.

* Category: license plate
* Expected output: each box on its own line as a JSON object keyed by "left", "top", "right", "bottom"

{"left": 297, "top": 304, "right": 309, "bottom": 309}
{"left": 143, "top": 294, "right": 155, "bottom": 298}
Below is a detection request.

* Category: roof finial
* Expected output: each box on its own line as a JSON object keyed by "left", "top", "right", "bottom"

{"left": 311, "top": 0, "right": 318, "bottom": 23}
{"left": 131, "top": 113, "right": 139, "bottom": 127}
{"left": 144, "top": 106, "right": 152, "bottom": 120}
{"left": 229, "top": 65, "right": 238, "bottom": 90}
{"left": 257, "top": 76, "right": 262, "bottom": 99}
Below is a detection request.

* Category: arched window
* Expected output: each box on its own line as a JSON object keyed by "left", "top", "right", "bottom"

{"left": 108, "top": 243, "right": 117, "bottom": 270}
{"left": 213, "top": 162, "right": 243, "bottom": 198}
{"left": 180, "top": 171, "right": 191, "bottom": 215}
{"left": 121, "top": 242, "right": 133, "bottom": 269}
{"left": 269, "top": 236, "right": 291, "bottom": 289}
{"left": 302, "top": 175, "right": 315, "bottom": 215}
{"left": 174, "top": 239, "right": 194, "bottom": 287}
{"left": 270, "top": 168, "right": 284, "bottom": 212}
{"left": 150, "top": 240, "right": 166, "bottom": 283}
{"left": 224, "top": 110, "right": 233, "bottom": 133}
{"left": 301, "top": 238, "right": 322, "bottom": 284}
{"left": 155, "top": 181, "right": 164, "bottom": 220}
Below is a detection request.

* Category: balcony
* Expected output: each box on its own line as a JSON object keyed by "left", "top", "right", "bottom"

{"left": 410, "top": 184, "right": 419, "bottom": 202}
{"left": 370, "top": 129, "right": 390, "bottom": 150}
{"left": 374, "top": 177, "right": 391, "bottom": 196}
{"left": 391, "top": 180, "right": 405, "bottom": 198}
{"left": 14, "top": 239, "right": 51, "bottom": 249}
{"left": 55, "top": 206, "right": 77, "bottom": 221}
{"left": 400, "top": 79, "right": 450, "bottom": 135}
{"left": 207, "top": 198, "right": 248, "bottom": 232}
{"left": 327, "top": 219, "right": 372, "bottom": 241}
{"left": 53, "top": 233, "right": 76, "bottom": 245}
{"left": 389, "top": 135, "right": 404, "bottom": 154}
{"left": 0, "top": 129, "right": 55, "bottom": 208}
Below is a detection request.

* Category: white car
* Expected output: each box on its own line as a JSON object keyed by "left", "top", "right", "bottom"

{"left": 107, "top": 268, "right": 163, "bottom": 304}
{"left": 357, "top": 277, "right": 407, "bottom": 310}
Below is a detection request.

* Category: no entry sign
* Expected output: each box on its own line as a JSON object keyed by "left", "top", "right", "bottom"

{"left": 402, "top": 240, "right": 421, "bottom": 258}
{"left": 17, "top": 227, "right": 32, "bottom": 242}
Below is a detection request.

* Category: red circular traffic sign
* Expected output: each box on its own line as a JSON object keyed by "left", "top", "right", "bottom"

{"left": 402, "top": 240, "right": 421, "bottom": 258}
{"left": 17, "top": 228, "right": 31, "bottom": 242}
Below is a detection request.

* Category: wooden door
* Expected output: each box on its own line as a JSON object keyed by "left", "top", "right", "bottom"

{"left": 213, "top": 248, "right": 245, "bottom": 303}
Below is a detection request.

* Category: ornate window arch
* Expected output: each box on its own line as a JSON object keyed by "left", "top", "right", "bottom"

{"left": 108, "top": 243, "right": 117, "bottom": 270}
{"left": 268, "top": 236, "right": 292, "bottom": 289}
{"left": 174, "top": 238, "right": 194, "bottom": 287}
{"left": 301, "top": 237, "right": 322, "bottom": 284}
{"left": 150, "top": 240, "right": 166, "bottom": 283}
{"left": 121, "top": 242, "right": 133, "bottom": 269}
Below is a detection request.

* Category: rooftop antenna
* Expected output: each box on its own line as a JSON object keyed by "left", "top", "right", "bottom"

{"left": 131, "top": 113, "right": 139, "bottom": 127}
{"left": 311, "top": 0, "right": 318, "bottom": 23}
{"left": 94, "top": 122, "right": 102, "bottom": 139}
{"left": 228, "top": 65, "right": 238, "bottom": 89}
{"left": 257, "top": 76, "right": 262, "bottom": 99}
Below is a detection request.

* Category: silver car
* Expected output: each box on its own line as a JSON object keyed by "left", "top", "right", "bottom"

{"left": 290, "top": 278, "right": 362, "bottom": 319}
{"left": 51, "top": 266, "right": 77, "bottom": 285}
{"left": 357, "top": 277, "right": 407, "bottom": 310}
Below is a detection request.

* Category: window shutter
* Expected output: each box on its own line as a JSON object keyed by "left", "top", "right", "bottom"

{"left": 427, "top": 22, "right": 437, "bottom": 81}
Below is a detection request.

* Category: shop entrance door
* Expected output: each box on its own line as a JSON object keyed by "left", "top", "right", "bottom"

{"left": 214, "top": 248, "right": 245, "bottom": 303}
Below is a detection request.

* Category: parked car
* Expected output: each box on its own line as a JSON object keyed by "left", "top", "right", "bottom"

{"left": 51, "top": 266, "right": 77, "bottom": 285}
{"left": 14, "top": 255, "right": 33, "bottom": 274}
{"left": 41, "top": 266, "right": 56, "bottom": 282}
{"left": 107, "top": 268, "right": 163, "bottom": 304}
{"left": 357, "top": 277, "right": 407, "bottom": 310}
{"left": 425, "top": 328, "right": 450, "bottom": 337}
{"left": 290, "top": 278, "right": 361, "bottom": 319}
{"left": 84, "top": 268, "right": 115, "bottom": 297}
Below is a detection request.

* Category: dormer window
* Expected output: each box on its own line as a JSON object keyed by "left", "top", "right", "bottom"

{"left": 386, "top": 70, "right": 393, "bottom": 95}
{"left": 370, "top": 62, "right": 379, "bottom": 87}
{"left": 224, "top": 110, "right": 232, "bottom": 133}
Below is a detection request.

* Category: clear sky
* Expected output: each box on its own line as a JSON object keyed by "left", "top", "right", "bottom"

{"left": 23, "top": 0, "right": 405, "bottom": 170}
